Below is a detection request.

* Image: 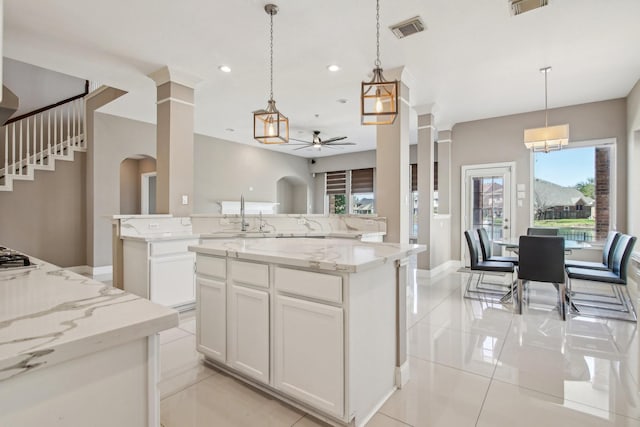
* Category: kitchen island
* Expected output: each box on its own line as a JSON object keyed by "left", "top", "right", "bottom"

{"left": 189, "top": 238, "right": 425, "bottom": 427}
{"left": 0, "top": 252, "right": 178, "bottom": 427}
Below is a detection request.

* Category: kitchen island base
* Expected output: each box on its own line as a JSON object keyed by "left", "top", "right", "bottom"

{"left": 191, "top": 238, "right": 424, "bottom": 427}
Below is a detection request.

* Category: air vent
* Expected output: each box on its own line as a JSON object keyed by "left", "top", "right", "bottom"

{"left": 510, "top": 0, "right": 549, "bottom": 16}
{"left": 389, "top": 16, "right": 425, "bottom": 39}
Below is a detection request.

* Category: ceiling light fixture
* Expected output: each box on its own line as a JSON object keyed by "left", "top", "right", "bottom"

{"left": 524, "top": 66, "right": 569, "bottom": 153}
{"left": 327, "top": 64, "right": 341, "bottom": 72}
{"left": 218, "top": 65, "right": 231, "bottom": 73}
{"left": 253, "top": 4, "right": 289, "bottom": 144}
{"left": 361, "top": 0, "right": 398, "bottom": 126}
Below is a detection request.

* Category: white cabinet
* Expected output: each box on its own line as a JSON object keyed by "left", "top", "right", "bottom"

{"left": 149, "top": 253, "right": 195, "bottom": 307}
{"left": 228, "top": 285, "right": 270, "bottom": 383}
{"left": 196, "top": 277, "right": 226, "bottom": 362}
{"left": 274, "top": 294, "right": 344, "bottom": 418}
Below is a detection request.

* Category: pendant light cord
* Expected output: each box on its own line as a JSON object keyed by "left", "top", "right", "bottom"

{"left": 375, "top": 0, "right": 381, "bottom": 68}
{"left": 269, "top": 10, "right": 274, "bottom": 101}
{"left": 544, "top": 68, "right": 548, "bottom": 128}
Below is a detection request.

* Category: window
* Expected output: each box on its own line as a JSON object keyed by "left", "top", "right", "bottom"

{"left": 326, "top": 170, "right": 347, "bottom": 214}
{"left": 410, "top": 163, "right": 438, "bottom": 237}
{"left": 350, "top": 168, "right": 375, "bottom": 214}
{"left": 533, "top": 143, "right": 614, "bottom": 242}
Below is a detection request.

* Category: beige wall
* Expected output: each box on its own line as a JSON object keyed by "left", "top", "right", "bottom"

{"left": 193, "top": 135, "right": 312, "bottom": 213}
{"left": 312, "top": 173, "right": 325, "bottom": 214}
{"left": 451, "top": 98, "right": 628, "bottom": 260}
{"left": 627, "top": 79, "right": 640, "bottom": 238}
{"left": 119, "top": 157, "right": 156, "bottom": 215}
{"left": 0, "top": 153, "right": 86, "bottom": 267}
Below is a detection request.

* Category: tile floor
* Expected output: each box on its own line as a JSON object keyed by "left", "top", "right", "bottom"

{"left": 155, "top": 261, "right": 640, "bottom": 427}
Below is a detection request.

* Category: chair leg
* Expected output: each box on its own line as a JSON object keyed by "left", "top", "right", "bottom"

{"left": 516, "top": 278, "right": 523, "bottom": 315}
{"left": 558, "top": 282, "right": 567, "bottom": 321}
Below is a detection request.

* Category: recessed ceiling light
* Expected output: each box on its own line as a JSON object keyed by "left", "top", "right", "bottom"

{"left": 219, "top": 65, "right": 231, "bottom": 73}
{"left": 225, "top": 128, "right": 235, "bottom": 132}
{"left": 327, "top": 64, "right": 341, "bottom": 72}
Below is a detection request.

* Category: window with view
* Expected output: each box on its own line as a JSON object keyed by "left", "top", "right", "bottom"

{"left": 350, "top": 168, "right": 375, "bottom": 214}
{"left": 533, "top": 144, "right": 613, "bottom": 242}
{"left": 326, "top": 170, "right": 347, "bottom": 214}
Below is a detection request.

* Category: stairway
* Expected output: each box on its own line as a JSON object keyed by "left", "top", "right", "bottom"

{"left": 0, "top": 97, "right": 85, "bottom": 192}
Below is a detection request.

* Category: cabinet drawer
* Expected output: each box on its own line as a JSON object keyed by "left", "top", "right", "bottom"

{"left": 196, "top": 254, "right": 226, "bottom": 279}
{"left": 150, "top": 239, "right": 199, "bottom": 256}
{"left": 275, "top": 267, "right": 342, "bottom": 304}
{"left": 230, "top": 260, "right": 269, "bottom": 289}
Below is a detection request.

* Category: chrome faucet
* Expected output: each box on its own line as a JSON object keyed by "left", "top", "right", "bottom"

{"left": 240, "top": 195, "right": 249, "bottom": 231}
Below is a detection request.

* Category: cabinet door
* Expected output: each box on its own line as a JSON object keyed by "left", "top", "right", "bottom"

{"left": 149, "top": 253, "right": 195, "bottom": 307}
{"left": 275, "top": 295, "right": 344, "bottom": 418}
{"left": 228, "top": 285, "right": 270, "bottom": 384}
{"left": 196, "top": 277, "right": 226, "bottom": 362}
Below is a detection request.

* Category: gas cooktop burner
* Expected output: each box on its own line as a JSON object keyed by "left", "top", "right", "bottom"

{"left": 0, "top": 248, "right": 31, "bottom": 268}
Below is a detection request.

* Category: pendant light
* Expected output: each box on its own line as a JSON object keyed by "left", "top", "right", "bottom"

{"left": 524, "top": 66, "right": 569, "bottom": 153}
{"left": 361, "top": 0, "right": 398, "bottom": 126}
{"left": 253, "top": 4, "right": 289, "bottom": 144}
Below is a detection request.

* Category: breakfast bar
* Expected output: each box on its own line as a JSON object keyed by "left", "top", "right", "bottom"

{"left": 189, "top": 237, "right": 425, "bottom": 427}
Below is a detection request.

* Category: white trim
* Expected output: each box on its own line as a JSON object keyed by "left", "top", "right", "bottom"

{"left": 147, "top": 66, "right": 202, "bottom": 88}
{"left": 156, "top": 97, "right": 194, "bottom": 107}
{"left": 395, "top": 360, "right": 410, "bottom": 388}
{"left": 141, "top": 172, "right": 157, "bottom": 215}
{"left": 417, "top": 124, "right": 436, "bottom": 130}
{"left": 147, "top": 334, "right": 160, "bottom": 427}
{"left": 399, "top": 96, "right": 411, "bottom": 107}
{"left": 67, "top": 265, "right": 113, "bottom": 277}
{"left": 415, "top": 259, "right": 461, "bottom": 278}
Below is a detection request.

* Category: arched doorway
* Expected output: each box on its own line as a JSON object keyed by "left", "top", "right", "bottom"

{"left": 276, "top": 176, "right": 308, "bottom": 214}
{"left": 119, "top": 155, "right": 157, "bottom": 214}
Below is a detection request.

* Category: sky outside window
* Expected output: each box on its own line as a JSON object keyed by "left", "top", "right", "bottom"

{"left": 534, "top": 147, "right": 595, "bottom": 186}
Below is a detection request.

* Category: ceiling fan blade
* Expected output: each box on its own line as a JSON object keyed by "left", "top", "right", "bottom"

{"left": 324, "top": 142, "right": 356, "bottom": 146}
{"left": 286, "top": 143, "right": 313, "bottom": 146}
{"left": 321, "top": 136, "right": 347, "bottom": 144}
{"left": 290, "top": 138, "right": 312, "bottom": 143}
{"left": 293, "top": 146, "right": 311, "bottom": 151}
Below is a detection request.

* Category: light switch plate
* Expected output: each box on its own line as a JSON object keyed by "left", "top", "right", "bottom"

{"left": 517, "top": 184, "right": 526, "bottom": 191}
{"left": 518, "top": 199, "right": 523, "bottom": 207}
{"left": 181, "top": 195, "right": 188, "bottom": 205}
{"left": 517, "top": 191, "right": 525, "bottom": 199}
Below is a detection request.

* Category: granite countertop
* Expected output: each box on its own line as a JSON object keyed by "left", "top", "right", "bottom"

{"left": 189, "top": 238, "right": 425, "bottom": 273}
{"left": 0, "top": 255, "right": 178, "bottom": 382}
{"left": 121, "top": 233, "right": 201, "bottom": 242}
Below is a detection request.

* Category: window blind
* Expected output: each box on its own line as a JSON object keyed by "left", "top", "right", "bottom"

{"left": 326, "top": 170, "right": 347, "bottom": 195}
{"left": 351, "top": 168, "right": 374, "bottom": 193}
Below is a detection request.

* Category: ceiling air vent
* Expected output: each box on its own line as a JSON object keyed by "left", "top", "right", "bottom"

{"left": 389, "top": 16, "right": 425, "bottom": 39}
{"left": 510, "top": 0, "right": 549, "bottom": 16}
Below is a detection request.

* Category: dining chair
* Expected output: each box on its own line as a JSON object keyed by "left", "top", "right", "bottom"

{"left": 477, "top": 228, "right": 518, "bottom": 265}
{"left": 464, "top": 230, "right": 515, "bottom": 302}
{"left": 566, "top": 234, "right": 637, "bottom": 321}
{"left": 527, "top": 227, "right": 559, "bottom": 236}
{"left": 517, "top": 236, "right": 567, "bottom": 320}
{"left": 565, "top": 231, "right": 620, "bottom": 271}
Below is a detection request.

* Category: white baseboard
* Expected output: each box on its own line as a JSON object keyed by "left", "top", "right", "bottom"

{"left": 395, "top": 361, "right": 410, "bottom": 388}
{"left": 416, "top": 259, "right": 461, "bottom": 278}
{"left": 67, "top": 265, "right": 113, "bottom": 277}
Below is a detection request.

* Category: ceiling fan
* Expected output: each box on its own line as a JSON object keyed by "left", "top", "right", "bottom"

{"left": 289, "top": 130, "right": 356, "bottom": 151}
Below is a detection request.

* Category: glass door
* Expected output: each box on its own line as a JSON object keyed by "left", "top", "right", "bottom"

{"left": 462, "top": 164, "right": 514, "bottom": 262}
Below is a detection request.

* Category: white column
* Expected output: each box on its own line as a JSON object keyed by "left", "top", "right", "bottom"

{"left": 437, "top": 130, "right": 452, "bottom": 215}
{"left": 375, "top": 69, "right": 413, "bottom": 244}
{"left": 148, "top": 67, "right": 201, "bottom": 216}
{"left": 415, "top": 109, "right": 436, "bottom": 269}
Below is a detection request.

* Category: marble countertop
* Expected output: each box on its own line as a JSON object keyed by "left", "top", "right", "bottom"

{"left": 199, "top": 231, "right": 385, "bottom": 239}
{"left": 121, "top": 233, "right": 200, "bottom": 242}
{"left": 189, "top": 238, "right": 425, "bottom": 273}
{"left": 0, "top": 255, "right": 178, "bottom": 382}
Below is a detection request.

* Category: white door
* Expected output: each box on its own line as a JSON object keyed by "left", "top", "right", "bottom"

{"left": 274, "top": 294, "right": 344, "bottom": 418}
{"left": 228, "top": 285, "right": 270, "bottom": 384}
{"left": 461, "top": 163, "right": 515, "bottom": 262}
{"left": 196, "top": 277, "right": 226, "bottom": 363}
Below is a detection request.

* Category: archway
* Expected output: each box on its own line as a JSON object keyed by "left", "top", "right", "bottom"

{"left": 276, "top": 176, "right": 308, "bottom": 214}
{"left": 119, "top": 155, "right": 157, "bottom": 214}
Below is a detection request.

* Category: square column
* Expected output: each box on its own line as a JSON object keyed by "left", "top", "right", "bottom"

{"left": 416, "top": 112, "right": 436, "bottom": 269}
{"left": 437, "top": 130, "right": 452, "bottom": 215}
{"left": 149, "top": 67, "right": 200, "bottom": 216}
{"left": 375, "top": 82, "right": 411, "bottom": 244}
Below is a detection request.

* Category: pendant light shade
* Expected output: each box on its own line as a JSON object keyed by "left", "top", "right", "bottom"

{"left": 524, "top": 67, "right": 569, "bottom": 153}
{"left": 253, "top": 4, "right": 289, "bottom": 144}
{"left": 361, "top": 0, "right": 398, "bottom": 126}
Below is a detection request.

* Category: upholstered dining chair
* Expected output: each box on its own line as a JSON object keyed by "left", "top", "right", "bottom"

{"left": 527, "top": 227, "right": 559, "bottom": 236}
{"left": 565, "top": 231, "right": 620, "bottom": 271}
{"left": 517, "top": 236, "right": 567, "bottom": 320}
{"left": 566, "top": 234, "right": 637, "bottom": 321}
{"left": 464, "top": 230, "right": 515, "bottom": 302}
{"left": 477, "top": 228, "right": 518, "bottom": 265}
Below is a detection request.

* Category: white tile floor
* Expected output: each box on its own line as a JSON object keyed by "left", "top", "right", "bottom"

{"left": 156, "top": 262, "right": 640, "bottom": 427}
